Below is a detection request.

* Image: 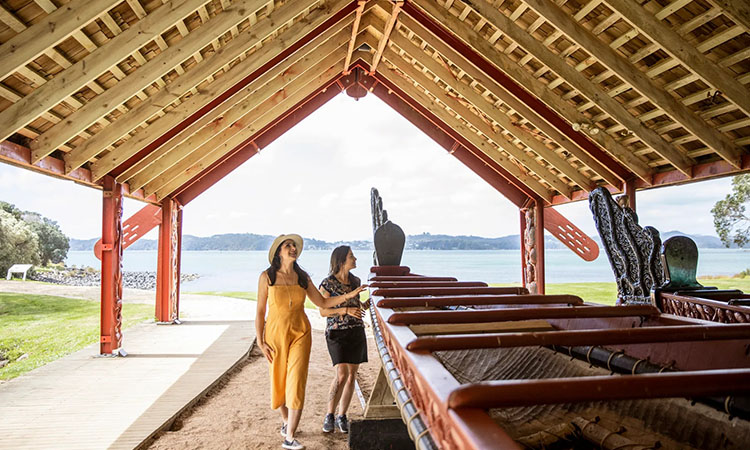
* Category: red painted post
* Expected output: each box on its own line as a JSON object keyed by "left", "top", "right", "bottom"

{"left": 156, "top": 198, "right": 179, "bottom": 323}
{"left": 175, "top": 207, "right": 183, "bottom": 321}
{"left": 519, "top": 208, "right": 527, "bottom": 290}
{"left": 100, "top": 176, "right": 124, "bottom": 355}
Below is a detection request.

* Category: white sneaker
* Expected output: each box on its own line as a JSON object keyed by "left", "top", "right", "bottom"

{"left": 282, "top": 438, "right": 304, "bottom": 450}
{"left": 280, "top": 423, "right": 287, "bottom": 438}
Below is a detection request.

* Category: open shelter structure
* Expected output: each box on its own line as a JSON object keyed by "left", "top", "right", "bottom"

{"left": 0, "top": 0, "right": 748, "bottom": 361}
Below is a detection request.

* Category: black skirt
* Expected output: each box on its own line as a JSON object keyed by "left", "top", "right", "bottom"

{"left": 326, "top": 327, "right": 368, "bottom": 366}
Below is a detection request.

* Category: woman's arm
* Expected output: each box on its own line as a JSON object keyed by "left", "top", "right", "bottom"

{"left": 255, "top": 271, "right": 274, "bottom": 363}
{"left": 307, "top": 279, "right": 367, "bottom": 309}
{"left": 317, "top": 286, "right": 362, "bottom": 318}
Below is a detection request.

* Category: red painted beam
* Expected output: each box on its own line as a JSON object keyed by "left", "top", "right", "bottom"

{"left": 387, "top": 304, "right": 659, "bottom": 325}
{"left": 369, "top": 276, "right": 457, "bottom": 281}
{"left": 0, "top": 140, "right": 153, "bottom": 202}
{"left": 175, "top": 73, "right": 352, "bottom": 205}
{"left": 369, "top": 281, "right": 488, "bottom": 288}
{"left": 448, "top": 369, "right": 750, "bottom": 409}
{"left": 401, "top": 2, "right": 633, "bottom": 184}
{"left": 370, "top": 266, "right": 411, "bottom": 276}
{"left": 94, "top": 203, "right": 162, "bottom": 260}
{"left": 367, "top": 71, "right": 534, "bottom": 207}
{"left": 407, "top": 323, "right": 750, "bottom": 352}
{"left": 373, "top": 286, "right": 528, "bottom": 297}
{"left": 550, "top": 155, "right": 750, "bottom": 205}
{"left": 376, "top": 294, "right": 583, "bottom": 308}
{"left": 109, "top": 1, "right": 360, "bottom": 179}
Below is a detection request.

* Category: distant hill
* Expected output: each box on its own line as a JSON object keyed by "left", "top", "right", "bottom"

{"left": 70, "top": 230, "right": 730, "bottom": 252}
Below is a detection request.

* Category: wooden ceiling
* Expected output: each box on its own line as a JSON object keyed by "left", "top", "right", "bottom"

{"left": 0, "top": 0, "right": 748, "bottom": 206}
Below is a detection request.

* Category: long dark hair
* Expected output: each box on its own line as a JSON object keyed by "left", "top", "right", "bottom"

{"left": 329, "top": 245, "right": 360, "bottom": 286}
{"left": 266, "top": 244, "right": 308, "bottom": 289}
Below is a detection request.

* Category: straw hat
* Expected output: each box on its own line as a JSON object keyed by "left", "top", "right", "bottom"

{"left": 268, "top": 234, "right": 304, "bottom": 264}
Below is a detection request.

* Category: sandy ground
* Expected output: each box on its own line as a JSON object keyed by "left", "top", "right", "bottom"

{"left": 148, "top": 328, "right": 380, "bottom": 450}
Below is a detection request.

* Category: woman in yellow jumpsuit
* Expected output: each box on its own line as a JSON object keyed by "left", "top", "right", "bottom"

{"left": 256, "top": 234, "right": 366, "bottom": 450}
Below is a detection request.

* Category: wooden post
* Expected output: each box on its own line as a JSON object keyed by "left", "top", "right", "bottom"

{"left": 521, "top": 200, "right": 545, "bottom": 294}
{"left": 535, "top": 200, "right": 546, "bottom": 294}
{"left": 156, "top": 198, "right": 180, "bottom": 323}
{"left": 100, "top": 175, "right": 124, "bottom": 355}
{"left": 519, "top": 208, "right": 527, "bottom": 290}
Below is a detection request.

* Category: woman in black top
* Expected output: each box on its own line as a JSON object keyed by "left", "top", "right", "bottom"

{"left": 317, "top": 245, "right": 368, "bottom": 434}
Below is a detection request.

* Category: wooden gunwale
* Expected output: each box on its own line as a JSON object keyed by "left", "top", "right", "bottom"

{"left": 377, "top": 294, "right": 583, "bottom": 308}
{"left": 387, "top": 304, "right": 659, "bottom": 325}
{"left": 372, "top": 286, "right": 527, "bottom": 297}
{"left": 406, "top": 323, "right": 750, "bottom": 352}
{"left": 369, "top": 281, "right": 488, "bottom": 288}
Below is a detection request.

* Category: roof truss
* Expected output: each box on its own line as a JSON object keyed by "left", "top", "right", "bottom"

{"left": 0, "top": 0, "right": 747, "bottom": 207}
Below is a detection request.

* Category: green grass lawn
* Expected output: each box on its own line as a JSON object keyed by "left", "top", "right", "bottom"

{"left": 192, "top": 277, "right": 750, "bottom": 307}
{"left": 0, "top": 293, "right": 153, "bottom": 380}
{"left": 521, "top": 277, "right": 750, "bottom": 305}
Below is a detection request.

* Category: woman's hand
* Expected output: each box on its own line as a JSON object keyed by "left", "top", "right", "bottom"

{"left": 348, "top": 284, "right": 368, "bottom": 300}
{"left": 361, "top": 298, "right": 371, "bottom": 309}
{"left": 344, "top": 306, "right": 363, "bottom": 319}
{"left": 259, "top": 342, "right": 274, "bottom": 363}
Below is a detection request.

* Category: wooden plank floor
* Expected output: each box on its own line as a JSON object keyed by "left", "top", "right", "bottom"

{"left": 0, "top": 319, "right": 254, "bottom": 449}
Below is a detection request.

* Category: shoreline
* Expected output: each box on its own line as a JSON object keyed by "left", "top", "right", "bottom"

{"left": 28, "top": 267, "right": 199, "bottom": 291}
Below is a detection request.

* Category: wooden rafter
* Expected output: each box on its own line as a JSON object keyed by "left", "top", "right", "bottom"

{"left": 0, "top": 0, "right": 121, "bottom": 83}
{"left": 0, "top": 0, "right": 746, "bottom": 209}
{"left": 118, "top": 17, "right": 356, "bottom": 187}
{"left": 394, "top": 14, "right": 625, "bottom": 188}
{"left": 387, "top": 26, "right": 593, "bottom": 192}
{"left": 152, "top": 56, "right": 349, "bottom": 200}
{"left": 456, "top": 0, "right": 697, "bottom": 175}
{"left": 343, "top": 1, "right": 367, "bottom": 74}
{"left": 382, "top": 46, "right": 571, "bottom": 199}
{"left": 370, "top": 1, "right": 404, "bottom": 74}
{"left": 0, "top": 0, "right": 214, "bottom": 147}
{"left": 129, "top": 32, "right": 351, "bottom": 191}
{"left": 521, "top": 0, "right": 745, "bottom": 169}
{"left": 706, "top": 0, "right": 750, "bottom": 39}
{"left": 604, "top": 0, "right": 750, "bottom": 122}
{"left": 367, "top": 33, "right": 554, "bottom": 201}
{"left": 79, "top": 0, "right": 349, "bottom": 180}
{"left": 30, "top": 0, "right": 270, "bottom": 163}
{"left": 404, "top": 1, "right": 655, "bottom": 182}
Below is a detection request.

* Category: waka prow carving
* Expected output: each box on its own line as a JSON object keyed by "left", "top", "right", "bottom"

{"left": 370, "top": 188, "right": 405, "bottom": 266}
{"left": 589, "top": 187, "right": 664, "bottom": 304}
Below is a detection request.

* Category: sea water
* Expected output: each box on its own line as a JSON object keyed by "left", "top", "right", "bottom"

{"left": 64, "top": 249, "right": 749, "bottom": 292}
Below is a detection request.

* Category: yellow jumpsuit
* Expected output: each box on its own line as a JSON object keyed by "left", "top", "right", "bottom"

{"left": 265, "top": 284, "right": 312, "bottom": 410}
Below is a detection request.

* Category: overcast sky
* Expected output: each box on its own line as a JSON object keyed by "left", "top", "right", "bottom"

{"left": 0, "top": 94, "right": 734, "bottom": 242}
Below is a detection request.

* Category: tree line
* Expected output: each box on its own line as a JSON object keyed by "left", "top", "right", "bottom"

{"left": 0, "top": 201, "right": 69, "bottom": 275}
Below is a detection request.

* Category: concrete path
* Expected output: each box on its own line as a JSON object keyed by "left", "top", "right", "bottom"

{"left": 0, "top": 281, "right": 329, "bottom": 449}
